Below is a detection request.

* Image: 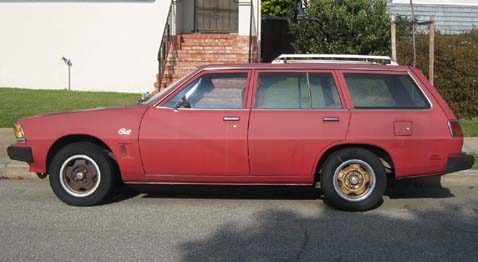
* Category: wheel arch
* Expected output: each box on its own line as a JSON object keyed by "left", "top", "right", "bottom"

{"left": 46, "top": 134, "right": 117, "bottom": 174}
{"left": 314, "top": 143, "right": 395, "bottom": 182}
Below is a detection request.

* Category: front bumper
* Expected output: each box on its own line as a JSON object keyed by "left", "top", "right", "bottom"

{"left": 445, "top": 154, "right": 475, "bottom": 174}
{"left": 7, "top": 146, "right": 33, "bottom": 163}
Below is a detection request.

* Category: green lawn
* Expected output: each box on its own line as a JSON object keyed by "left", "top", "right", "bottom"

{"left": 460, "top": 118, "right": 478, "bottom": 137}
{"left": 0, "top": 88, "right": 139, "bottom": 127}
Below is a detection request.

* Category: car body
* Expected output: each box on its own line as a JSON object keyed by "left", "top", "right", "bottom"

{"left": 7, "top": 60, "right": 475, "bottom": 210}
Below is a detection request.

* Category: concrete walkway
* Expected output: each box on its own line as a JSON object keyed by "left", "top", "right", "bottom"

{"left": 1, "top": 128, "right": 477, "bottom": 181}
{"left": 462, "top": 137, "right": 478, "bottom": 154}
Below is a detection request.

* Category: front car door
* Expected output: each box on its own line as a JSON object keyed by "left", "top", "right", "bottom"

{"left": 248, "top": 70, "right": 351, "bottom": 183}
{"left": 139, "top": 70, "right": 251, "bottom": 182}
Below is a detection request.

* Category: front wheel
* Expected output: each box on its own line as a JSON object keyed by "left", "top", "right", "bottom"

{"left": 320, "top": 148, "right": 387, "bottom": 211}
{"left": 49, "top": 142, "right": 116, "bottom": 206}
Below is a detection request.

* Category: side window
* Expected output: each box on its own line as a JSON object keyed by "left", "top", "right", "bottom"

{"left": 309, "top": 73, "right": 342, "bottom": 109}
{"left": 255, "top": 72, "right": 342, "bottom": 109}
{"left": 256, "top": 72, "right": 308, "bottom": 109}
{"left": 164, "top": 72, "right": 248, "bottom": 109}
{"left": 344, "top": 73, "right": 430, "bottom": 109}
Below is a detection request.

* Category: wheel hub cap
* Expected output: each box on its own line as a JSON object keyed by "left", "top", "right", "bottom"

{"left": 59, "top": 155, "right": 101, "bottom": 197}
{"left": 333, "top": 160, "right": 377, "bottom": 202}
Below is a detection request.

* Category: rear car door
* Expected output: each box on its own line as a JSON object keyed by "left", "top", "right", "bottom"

{"left": 139, "top": 70, "right": 251, "bottom": 181}
{"left": 248, "top": 70, "right": 351, "bottom": 182}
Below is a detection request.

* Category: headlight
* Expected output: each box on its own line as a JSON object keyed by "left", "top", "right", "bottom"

{"left": 13, "top": 123, "right": 25, "bottom": 143}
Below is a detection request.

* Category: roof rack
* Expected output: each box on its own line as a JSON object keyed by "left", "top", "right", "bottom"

{"left": 272, "top": 54, "right": 399, "bottom": 65}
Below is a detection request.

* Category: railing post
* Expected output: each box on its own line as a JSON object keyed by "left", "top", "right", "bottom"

{"left": 157, "top": 2, "right": 174, "bottom": 91}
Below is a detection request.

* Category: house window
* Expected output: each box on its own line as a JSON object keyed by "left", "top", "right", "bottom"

{"left": 195, "top": 0, "right": 239, "bottom": 33}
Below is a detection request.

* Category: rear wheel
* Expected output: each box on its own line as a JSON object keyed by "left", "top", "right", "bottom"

{"left": 320, "top": 148, "right": 386, "bottom": 211}
{"left": 49, "top": 142, "right": 116, "bottom": 206}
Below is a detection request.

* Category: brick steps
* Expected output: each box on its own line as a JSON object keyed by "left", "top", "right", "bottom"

{"left": 154, "top": 34, "right": 258, "bottom": 91}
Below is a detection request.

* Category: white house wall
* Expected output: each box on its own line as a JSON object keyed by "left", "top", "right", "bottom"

{"left": 238, "top": 0, "right": 260, "bottom": 37}
{"left": 0, "top": 1, "right": 171, "bottom": 93}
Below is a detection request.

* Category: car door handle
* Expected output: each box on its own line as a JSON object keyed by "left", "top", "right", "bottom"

{"left": 323, "top": 117, "right": 340, "bottom": 122}
{"left": 224, "top": 116, "right": 240, "bottom": 121}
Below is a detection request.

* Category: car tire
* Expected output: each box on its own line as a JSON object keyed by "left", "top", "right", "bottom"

{"left": 49, "top": 142, "right": 116, "bottom": 206}
{"left": 320, "top": 148, "right": 386, "bottom": 211}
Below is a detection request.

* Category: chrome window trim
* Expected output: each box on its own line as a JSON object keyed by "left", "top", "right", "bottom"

{"left": 408, "top": 72, "right": 433, "bottom": 110}
{"left": 155, "top": 106, "right": 250, "bottom": 111}
{"left": 251, "top": 108, "right": 348, "bottom": 111}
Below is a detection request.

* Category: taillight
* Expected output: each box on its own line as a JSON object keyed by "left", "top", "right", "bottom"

{"left": 448, "top": 120, "right": 463, "bottom": 137}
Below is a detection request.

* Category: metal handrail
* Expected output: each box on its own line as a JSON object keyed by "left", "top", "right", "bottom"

{"left": 157, "top": 2, "right": 174, "bottom": 90}
{"left": 272, "top": 54, "right": 399, "bottom": 65}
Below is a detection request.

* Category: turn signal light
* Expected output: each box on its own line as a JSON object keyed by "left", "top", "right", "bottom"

{"left": 448, "top": 120, "right": 463, "bottom": 138}
{"left": 13, "top": 124, "right": 25, "bottom": 142}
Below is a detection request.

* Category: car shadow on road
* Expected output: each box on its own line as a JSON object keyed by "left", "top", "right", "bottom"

{"left": 386, "top": 175, "right": 455, "bottom": 199}
{"left": 116, "top": 175, "right": 454, "bottom": 203}
{"left": 127, "top": 184, "right": 324, "bottom": 200}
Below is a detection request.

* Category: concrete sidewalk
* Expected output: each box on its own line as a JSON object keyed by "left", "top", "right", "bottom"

{"left": 1, "top": 128, "right": 477, "bottom": 182}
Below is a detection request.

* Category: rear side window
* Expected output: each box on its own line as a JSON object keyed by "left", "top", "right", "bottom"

{"left": 255, "top": 72, "right": 342, "bottom": 109}
{"left": 344, "top": 73, "right": 430, "bottom": 109}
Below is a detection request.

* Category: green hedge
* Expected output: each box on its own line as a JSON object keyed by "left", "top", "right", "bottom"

{"left": 397, "top": 30, "right": 478, "bottom": 119}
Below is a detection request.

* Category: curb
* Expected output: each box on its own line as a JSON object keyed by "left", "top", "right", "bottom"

{"left": 439, "top": 171, "right": 478, "bottom": 187}
{"left": 0, "top": 160, "right": 37, "bottom": 180}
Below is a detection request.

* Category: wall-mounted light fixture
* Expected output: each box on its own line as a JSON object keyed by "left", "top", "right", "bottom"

{"left": 62, "top": 56, "right": 72, "bottom": 91}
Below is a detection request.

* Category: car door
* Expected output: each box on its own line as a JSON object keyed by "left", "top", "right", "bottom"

{"left": 248, "top": 70, "right": 351, "bottom": 181}
{"left": 139, "top": 70, "right": 251, "bottom": 182}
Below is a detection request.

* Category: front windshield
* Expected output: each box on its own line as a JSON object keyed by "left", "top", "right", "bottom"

{"left": 142, "top": 70, "right": 197, "bottom": 104}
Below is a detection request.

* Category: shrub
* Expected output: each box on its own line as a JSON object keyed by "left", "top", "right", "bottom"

{"left": 288, "top": 0, "right": 390, "bottom": 55}
{"left": 261, "top": 0, "right": 296, "bottom": 17}
{"left": 397, "top": 30, "right": 478, "bottom": 118}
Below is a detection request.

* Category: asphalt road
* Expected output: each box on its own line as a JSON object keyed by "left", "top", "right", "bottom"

{"left": 0, "top": 179, "right": 477, "bottom": 262}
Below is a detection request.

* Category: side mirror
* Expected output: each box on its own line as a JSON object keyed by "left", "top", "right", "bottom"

{"left": 174, "top": 95, "right": 191, "bottom": 111}
{"left": 137, "top": 92, "right": 152, "bottom": 104}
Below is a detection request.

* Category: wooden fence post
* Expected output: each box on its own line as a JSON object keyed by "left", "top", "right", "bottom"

{"left": 429, "top": 16, "right": 435, "bottom": 85}
{"left": 391, "top": 15, "right": 397, "bottom": 62}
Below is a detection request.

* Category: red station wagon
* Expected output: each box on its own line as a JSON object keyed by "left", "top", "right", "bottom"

{"left": 7, "top": 54, "right": 474, "bottom": 211}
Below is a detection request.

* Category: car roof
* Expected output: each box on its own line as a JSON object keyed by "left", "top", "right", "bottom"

{"left": 197, "top": 63, "right": 412, "bottom": 72}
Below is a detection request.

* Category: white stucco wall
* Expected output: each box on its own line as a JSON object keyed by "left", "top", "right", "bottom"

{"left": 238, "top": 0, "right": 260, "bottom": 37}
{"left": 0, "top": 1, "right": 171, "bottom": 93}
